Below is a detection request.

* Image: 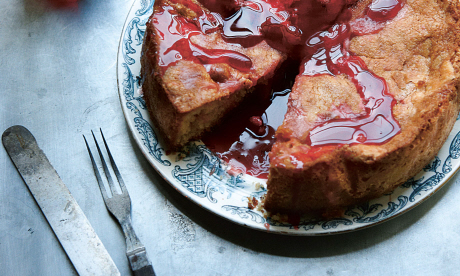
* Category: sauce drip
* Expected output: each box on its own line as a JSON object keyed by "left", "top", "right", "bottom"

{"left": 351, "top": 0, "right": 405, "bottom": 35}
{"left": 367, "top": 0, "right": 404, "bottom": 21}
{"left": 217, "top": 0, "right": 298, "bottom": 48}
{"left": 301, "top": 23, "right": 400, "bottom": 146}
{"left": 153, "top": 5, "right": 253, "bottom": 74}
{"left": 202, "top": 74, "right": 293, "bottom": 178}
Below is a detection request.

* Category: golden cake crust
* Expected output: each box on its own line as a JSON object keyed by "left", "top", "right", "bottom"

{"left": 265, "top": 0, "right": 460, "bottom": 216}
{"left": 140, "top": 0, "right": 286, "bottom": 149}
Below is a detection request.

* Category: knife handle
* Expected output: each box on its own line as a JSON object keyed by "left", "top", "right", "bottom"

{"left": 133, "top": 264, "right": 155, "bottom": 276}
{"left": 127, "top": 247, "right": 156, "bottom": 276}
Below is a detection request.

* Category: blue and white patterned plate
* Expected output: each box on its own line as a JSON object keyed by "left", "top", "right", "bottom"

{"left": 117, "top": 0, "right": 460, "bottom": 235}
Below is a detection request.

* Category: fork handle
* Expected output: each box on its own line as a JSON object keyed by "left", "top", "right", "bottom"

{"left": 127, "top": 248, "right": 156, "bottom": 276}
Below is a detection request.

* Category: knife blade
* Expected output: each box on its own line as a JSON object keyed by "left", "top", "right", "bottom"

{"left": 2, "top": 125, "right": 121, "bottom": 276}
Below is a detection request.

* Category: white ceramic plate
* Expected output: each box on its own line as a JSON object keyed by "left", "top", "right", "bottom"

{"left": 117, "top": 0, "right": 460, "bottom": 235}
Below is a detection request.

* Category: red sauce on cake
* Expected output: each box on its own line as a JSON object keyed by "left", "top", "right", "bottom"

{"left": 301, "top": 23, "right": 400, "bottom": 146}
{"left": 217, "top": 0, "right": 298, "bottom": 48}
{"left": 351, "top": 0, "right": 404, "bottom": 35}
{"left": 367, "top": 0, "right": 404, "bottom": 22}
{"left": 153, "top": 5, "right": 253, "bottom": 74}
{"left": 202, "top": 77, "right": 292, "bottom": 179}
{"left": 154, "top": 0, "right": 405, "bottom": 178}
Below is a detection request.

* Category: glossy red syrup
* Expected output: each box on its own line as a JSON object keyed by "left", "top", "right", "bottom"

{"left": 217, "top": 0, "right": 299, "bottom": 48}
{"left": 351, "top": 0, "right": 405, "bottom": 35}
{"left": 153, "top": 0, "right": 405, "bottom": 177}
{"left": 301, "top": 23, "right": 400, "bottom": 146}
{"left": 367, "top": 0, "right": 405, "bottom": 21}
{"left": 153, "top": 6, "right": 253, "bottom": 74}
{"left": 264, "top": 222, "right": 271, "bottom": 231}
{"left": 202, "top": 69, "right": 293, "bottom": 178}
{"left": 197, "top": 0, "right": 242, "bottom": 18}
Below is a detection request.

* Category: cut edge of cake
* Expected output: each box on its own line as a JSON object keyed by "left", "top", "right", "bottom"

{"left": 140, "top": 0, "right": 287, "bottom": 150}
{"left": 264, "top": 0, "right": 460, "bottom": 218}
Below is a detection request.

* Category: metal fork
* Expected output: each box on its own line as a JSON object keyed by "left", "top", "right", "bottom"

{"left": 84, "top": 130, "right": 155, "bottom": 276}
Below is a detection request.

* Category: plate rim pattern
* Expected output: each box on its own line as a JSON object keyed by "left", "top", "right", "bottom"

{"left": 116, "top": 0, "right": 460, "bottom": 235}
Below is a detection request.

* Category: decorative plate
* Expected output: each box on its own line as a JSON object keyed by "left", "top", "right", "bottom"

{"left": 117, "top": 0, "right": 460, "bottom": 235}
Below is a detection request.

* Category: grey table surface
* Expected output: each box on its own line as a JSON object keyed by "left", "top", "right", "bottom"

{"left": 1, "top": 0, "right": 460, "bottom": 275}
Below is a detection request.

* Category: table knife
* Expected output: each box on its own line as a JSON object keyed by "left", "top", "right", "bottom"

{"left": 2, "top": 125, "right": 121, "bottom": 276}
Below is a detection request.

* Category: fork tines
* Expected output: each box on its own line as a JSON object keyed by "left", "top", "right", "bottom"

{"left": 83, "top": 129, "right": 126, "bottom": 199}
{"left": 83, "top": 129, "right": 156, "bottom": 276}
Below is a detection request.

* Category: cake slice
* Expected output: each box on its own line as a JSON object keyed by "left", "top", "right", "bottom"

{"left": 265, "top": 0, "right": 460, "bottom": 216}
{"left": 140, "top": 0, "right": 286, "bottom": 149}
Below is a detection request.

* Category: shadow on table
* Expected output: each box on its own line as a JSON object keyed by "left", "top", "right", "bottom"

{"left": 130, "top": 134, "right": 455, "bottom": 258}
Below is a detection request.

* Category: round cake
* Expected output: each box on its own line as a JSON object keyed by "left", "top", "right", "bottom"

{"left": 140, "top": 0, "right": 460, "bottom": 218}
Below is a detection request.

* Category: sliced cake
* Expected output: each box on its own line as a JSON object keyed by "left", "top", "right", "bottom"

{"left": 140, "top": 0, "right": 460, "bottom": 218}
{"left": 265, "top": 0, "right": 460, "bottom": 216}
{"left": 140, "top": 0, "right": 286, "bottom": 149}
